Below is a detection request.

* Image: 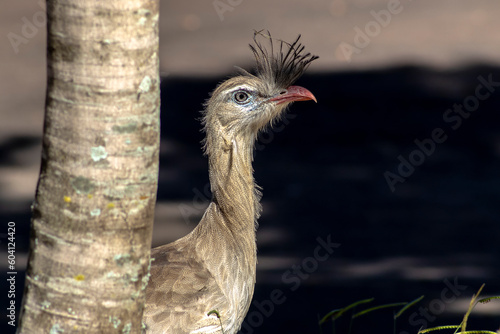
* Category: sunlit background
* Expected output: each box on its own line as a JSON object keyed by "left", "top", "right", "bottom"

{"left": 1, "top": 0, "right": 500, "bottom": 333}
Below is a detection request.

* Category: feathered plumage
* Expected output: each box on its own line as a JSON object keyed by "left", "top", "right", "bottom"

{"left": 250, "top": 30, "right": 319, "bottom": 90}
{"left": 143, "top": 32, "right": 317, "bottom": 334}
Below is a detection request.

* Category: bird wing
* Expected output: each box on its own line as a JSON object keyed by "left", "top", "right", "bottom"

{"left": 143, "top": 242, "right": 228, "bottom": 334}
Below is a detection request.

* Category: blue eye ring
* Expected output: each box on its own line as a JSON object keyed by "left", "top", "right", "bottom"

{"left": 232, "top": 89, "right": 252, "bottom": 105}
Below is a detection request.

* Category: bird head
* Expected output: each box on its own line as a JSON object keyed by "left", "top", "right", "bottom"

{"left": 202, "top": 32, "right": 318, "bottom": 152}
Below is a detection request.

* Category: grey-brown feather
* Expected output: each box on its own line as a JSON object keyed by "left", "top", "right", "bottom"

{"left": 143, "top": 33, "right": 317, "bottom": 334}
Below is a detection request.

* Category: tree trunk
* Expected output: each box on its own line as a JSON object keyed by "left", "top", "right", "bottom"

{"left": 17, "top": 0, "right": 160, "bottom": 333}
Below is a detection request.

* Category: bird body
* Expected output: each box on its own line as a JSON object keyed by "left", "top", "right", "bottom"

{"left": 143, "top": 32, "right": 318, "bottom": 334}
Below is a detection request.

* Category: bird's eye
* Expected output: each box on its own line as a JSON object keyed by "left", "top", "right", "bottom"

{"left": 233, "top": 90, "right": 251, "bottom": 104}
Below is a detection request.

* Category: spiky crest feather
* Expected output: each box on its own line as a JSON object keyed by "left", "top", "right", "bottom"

{"left": 249, "top": 30, "right": 319, "bottom": 90}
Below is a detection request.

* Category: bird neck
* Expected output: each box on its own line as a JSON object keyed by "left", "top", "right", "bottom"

{"left": 206, "top": 131, "right": 261, "bottom": 234}
{"left": 186, "top": 131, "right": 261, "bottom": 323}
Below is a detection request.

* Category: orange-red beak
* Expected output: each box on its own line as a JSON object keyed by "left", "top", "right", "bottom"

{"left": 269, "top": 86, "right": 317, "bottom": 105}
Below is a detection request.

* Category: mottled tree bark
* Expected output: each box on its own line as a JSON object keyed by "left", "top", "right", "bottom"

{"left": 17, "top": 0, "right": 160, "bottom": 333}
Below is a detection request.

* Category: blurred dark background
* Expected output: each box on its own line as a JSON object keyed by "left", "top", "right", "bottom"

{"left": 1, "top": 0, "right": 499, "bottom": 333}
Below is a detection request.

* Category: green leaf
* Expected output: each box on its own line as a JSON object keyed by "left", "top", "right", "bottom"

{"left": 455, "top": 331, "right": 499, "bottom": 334}
{"left": 318, "top": 298, "right": 374, "bottom": 325}
{"left": 478, "top": 296, "right": 500, "bottom": 304}
{"left": 418, "top": 325, "right": 460, "bottom": 333}
{"left": 394, "top": 295, "right": 425, "bottom": 319}
{"left": 460, "top": 284, "right": 485, "bottom": 333}
{"left": 207, "top": 309, "right": 221, "bottom": 318}
{"left": 353, "top": 302, "right": 407, "bottom": 319}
